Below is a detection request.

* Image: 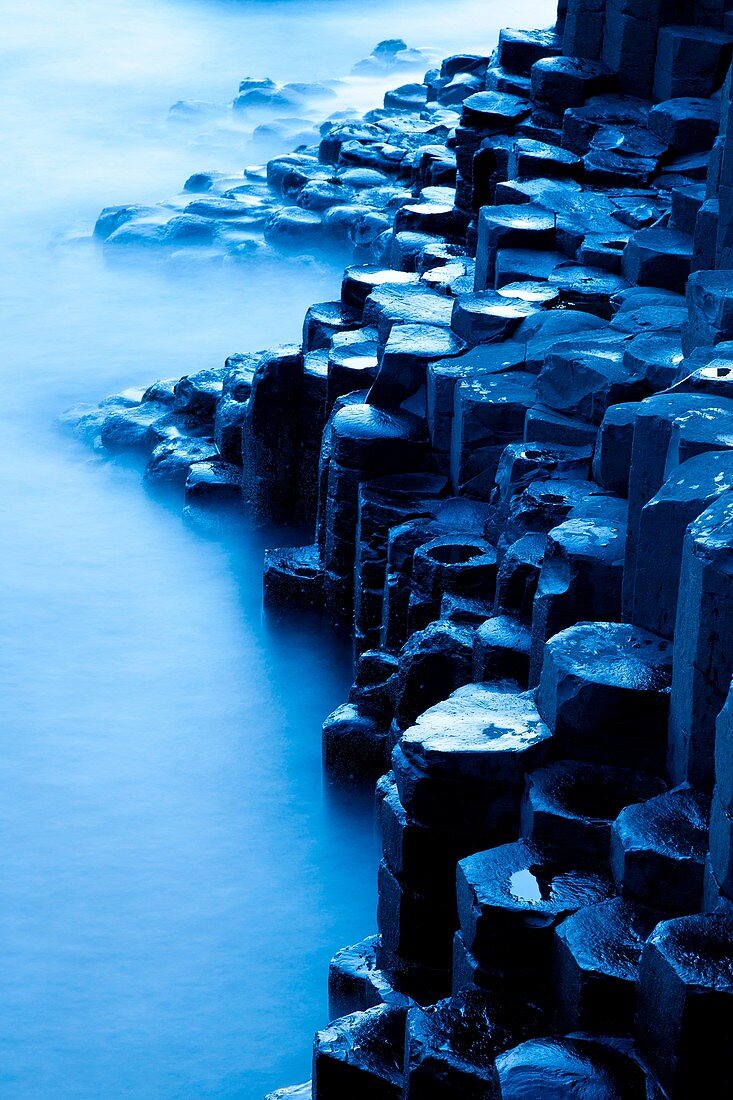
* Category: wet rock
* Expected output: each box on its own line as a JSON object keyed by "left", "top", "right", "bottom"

{"left": 536, "top": 621, "right": 673, "bottom": 771}
{"left": 610, "top": 788, "right": 710, "bottom": 914}
{"left": 493, "top": 1036, "right": 650, "bottom": 1098}
{"left": 312, "top": 1003, "right": 407, "bottom": 1099}
{"left": 554, "top": 898, "right": 662, "bottom": 1035}
{"left": 474, "top": 206, "right": 557, "bottom": 291}
{"left": 263, "top": 208, "right": 324, "bottom": 251}
{"left": 529, "top": 504, "right": 627, "bottom": 682}
{"left": 488, "top": 441, "right": 593, "bottom": 543}
{"left": 683, "top": 268, "right": 733, "bottom": 350}
{"left": 184, "top": 460, "right": 240, "bottom": 505}
{"left": 531, "top": 56, "right": 613, "bottom": 112}
{"left": 649, "top": 97, "right": 720, "bottom": 153}
{"left": 460, "top": 91, "right": 531, "bottom": 131}
{"left": 609, "top": 302, "right": 688, "bottom": 336}
{"left": 493, "top": 247, "right": 567, "bottom": 288}
{"left": 592, "top": 401, "right": 640, "bottom": 496}
{"left": 473, "top": 615, "right": 533, "bottom": 687}
{"left": 383, "top": 83, "right": 427, "bottom": 112}
{"left": 404, "top": 988, "right": 544, "bottom": 1099}
{"left": 242, "top": 345, "right": 303, "bottom": 523}
{"left": 508, "top": 138, "right": 581, "bottom": 180}
{"left": 671, "top": 182, "right": 706, "bottom": 234}
{"left": 407, "top": 537, "right": 497, "bottom": 635}
{"left": 341, "top": 266, "right": 420, "bottom": 312}
{"left": 377, "top": 772, "right": 486, "bottom": 896}
{"left": 653, "top": 24, "right": 733, "bottom": 101}
{"left": 708, "top": 791, "right": 733, "bottom": 899}
{"left": 324, "top": 403, "right": 428, "bottom": 620}
{"left": 622, "top": 391, "right": 733, "bottom": 617}
{"left": 264, "top": 1083, "right": 311, "bottom": 1100}
{"left": 377, "top": 858, "right": 457, "bottom": 969}
{"left": 144, "top": 436, "right": 219, "bottom": 491}
{"left": 399, "top": 682, "right": 550, "bottom": 790}
{"left": 263, "top": 545, "right": 324, "bottom": 613}
{"left": 456, "top": 839, "right": 614, "bottom": 994}
{"left": 493, "top": 533, "right": 546, "bottom": 622}
{"left": 214, "top": 361, "right": 254, "bottom": 464}
{"left": 636, "top": 913, "right": 733, "bottom": 1098}
{"left": 622, "top": 227, "right": 693, "bottom": 294}
{"left": 547, "top": 266, "right": 628, "bottom": 318}
{"left": 363, "top": 284, "right": 454, "bottom": 344}
{"left": 631, "top": 450, "right": 733, "bottom": 639}
{"left": 172, "top": 368, "right": 224, "bottom": 421}
{"left": 561, "top": 94, "right": 650, "bottom": 155}
{"left": 391, "top": 683, "right": 549, "bottom": 836}
{"left": 450, "top": 372, "right": 536, "bottom": 496}
{"left": 104, "top": 217, "right": 166, "bottom": 250}
{"left": 394, "top": 202, "right": 467, "bottom": 241}
{"left": 622, "top": 332, "right": 684, "bottom": 392}
{"left": 451, "top": 292, "right": 538, "bottom": 346}
{"left": 716, "top": 681, "right": 733, "bottom": 818}
{"left": 303, "top": 301, "right": 361, "bottom": 351}
{"left": 323, "top": 702, "right": 388, "bottom": 783}
{"left": 669, "top": 494, "right": 733, "bottom": 791}
{"left": 328, "top": 936, "right": 410, "bottom": 1021}
{"left": 524, "top": 407, "right": 590, "bottom": 451}
{"left": 499, "top": 478, "right": 607, "bottom": 552}
{"left": 94, "top": 204, "right": 159, "bottom": 240}
{"left": 354, "top": 472, "right": 447, "bottom": 653}
{"left": 393, "top": 620, "right": 476, "bottom": 733}
{"left": 537, "top": 338, "right": 645, "bottom": 426}
{"left": 100, "top": 401, "right": 168, "bottom": 453}
{"left": 519, "top": 309, "right": 609, "bottom": 370}
{"left": 141, "top": 378, "right": 177, "bottom": 406}
{"left": 368, "top": 323, "right": 465, "bottom": 408}
{"left": 562, "top": 0, "right": 605, "bottom": 61}
{"left": 522, "top": 761, "right": 665, "bottom": 866}
{"left": 349, "top": 651, "right": 399, "bottom": 725}
{"left": 426, "top": 344, "right": 526, "bottom": 464}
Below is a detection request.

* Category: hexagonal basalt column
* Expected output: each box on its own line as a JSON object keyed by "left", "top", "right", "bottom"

{"left": 353, "top": 473, "right": 446, "bottom": 655}
{"left": 554, "top": 897, "right": 662, "bottom": 1035}
{"left": 392, "top": 684, "right": 552, "bottom": 836}
{"left": 529, "top": 503, "right": 628, "bottom": 683}
{"left": 403, "top": 989, "right": 544, "bottom": 1099}
{"left": 456, "top": 839, "right": 614, "bottom": 997}
{"left": 522, "top": 761, "right": 666, "bottom": 865}
{"left": 450, "top": 372, "right": 536, "bottom": 497}
{"left": 610, "top": 788, "right": 710, "bottom": 914}
{"left": 636, "top": 913, "right": 733, "bottom": 1098}
{"left": 622, "top": 391, "right": 732, "bottom": 618}
{"left": 408, "top": 535, "right": 497, "bottom": 635}
{"left": 536, "top": 621, "right": 673, "bottom": 772}
{"left": 473, "top": 614, "right": 533, "bottom": 687}
{"left": 323, "top": 403, "right": 428, "bottom": 621}
{"left": 328, "top": 935, "right": 410, "bottom": 1021}
{"left": 669, "top": 494, "right": 733, "bottom": 791}
{"left": 493, "top": 1036, "right": 652, "bottom": 1099}
{"left": 392, "top": 620, "right": 476, "bottom": 736}
{"left": 313, "top": 1003, "right": 407, "bottom": 1099}
{"left": 631, "top": 451, "right": 733, "bottom": 640}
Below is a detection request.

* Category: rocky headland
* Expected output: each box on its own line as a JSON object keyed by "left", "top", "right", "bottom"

{"left": 67, "top": 3, "right": 733, "bottom": 1097}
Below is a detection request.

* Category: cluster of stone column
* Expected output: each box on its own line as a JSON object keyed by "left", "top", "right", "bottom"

{"left": 74, "top": 0, "right": 733, "bottom": 1094}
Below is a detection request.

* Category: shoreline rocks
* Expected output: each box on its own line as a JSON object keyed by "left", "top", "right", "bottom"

{"left": 65, "top": 5, "right": 733, "bottom": 1097}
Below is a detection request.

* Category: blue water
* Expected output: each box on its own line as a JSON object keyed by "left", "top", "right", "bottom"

{"left": 0, "top": 0, "right": 554, "bottom": 1096}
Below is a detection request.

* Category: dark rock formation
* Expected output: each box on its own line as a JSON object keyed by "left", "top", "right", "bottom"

{"left": 68, "top": 5, "right": 733, "bottom": 1095}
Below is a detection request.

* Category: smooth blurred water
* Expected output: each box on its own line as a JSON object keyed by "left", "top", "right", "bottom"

{"left": 0, "top": 1, "right": 554, "bottom": 1096}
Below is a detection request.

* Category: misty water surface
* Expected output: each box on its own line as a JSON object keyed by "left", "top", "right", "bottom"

{"left": 0, "top": 0, "right": 554, "bottom": 1096}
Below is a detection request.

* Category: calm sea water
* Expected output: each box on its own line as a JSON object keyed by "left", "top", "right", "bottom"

{"left": 0, "top": 1, "right": 554, "bottom": 1096}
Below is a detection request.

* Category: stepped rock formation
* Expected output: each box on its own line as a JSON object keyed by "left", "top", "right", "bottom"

{"left": 68, "top": 4, "right": 733, "bottom": 1096}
